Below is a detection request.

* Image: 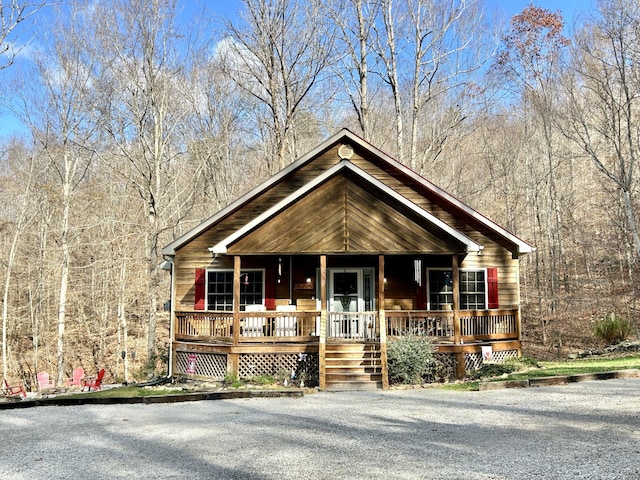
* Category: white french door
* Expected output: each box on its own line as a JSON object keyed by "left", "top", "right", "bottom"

{"left": 327, "top": 268, "right": 376, "bottom": 339}
{"left": 328, "top": 269, "right": 363, "bottom": 313}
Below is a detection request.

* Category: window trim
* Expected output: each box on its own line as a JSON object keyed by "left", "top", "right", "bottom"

{"left": 426, "top": 268, "right": 488, "bottom": 310}
{"left": 205, "top": 268, "right": 265, "bottom": 311}
{"left": 458, "top": 268, "right": 488, "bottom": 310}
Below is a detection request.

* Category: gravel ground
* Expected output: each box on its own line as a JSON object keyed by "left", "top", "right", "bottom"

{"left": 1, "top": 379, "right": 639, "bottom": 480}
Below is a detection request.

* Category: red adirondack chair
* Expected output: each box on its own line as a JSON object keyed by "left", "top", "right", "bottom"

{"left": 81, "top": 369, "right": 105, "bottom": 392}
{"left": 3, "top": 378, "right": 27, "bottom": 398}
{"left": 36, "top": 371, "right": 56, "bottom": 390}
{"left": 65, "top": 367, "right": 85, "bottom": 388}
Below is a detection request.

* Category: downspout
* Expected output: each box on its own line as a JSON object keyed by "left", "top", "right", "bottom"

{"left": 138, "top": 257, "right": 176, "bottom": 387}
{"left": 162, "top": 255, "right": 175, "bottom": 378}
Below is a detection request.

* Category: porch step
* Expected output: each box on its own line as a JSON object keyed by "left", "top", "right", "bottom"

{"left": 325, "top": 380, "right": 383, "bottom": 391}
{"left": 325, "top": 343, "right": 383, "bottom": 391}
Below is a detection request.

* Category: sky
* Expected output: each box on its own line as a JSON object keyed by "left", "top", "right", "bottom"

{"left": 0, "top": 0, "right": 593, "bottom": 139}
{"left": 486, "top": 0, "right": 592, "bottom": 27}
{"left": 212, "top": 0, "right": 593, "bottom": 21}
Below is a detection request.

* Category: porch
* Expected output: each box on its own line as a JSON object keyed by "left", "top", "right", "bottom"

{"left": 174, "top": 308, "right": 520, "bottom": 343}
{"left": 172, "top": 306, "right": 521, "bottom": 387}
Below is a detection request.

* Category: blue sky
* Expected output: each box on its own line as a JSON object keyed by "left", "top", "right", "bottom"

{"left": 0, "top": 0, "right": 593, "bottom": 138}
{"left": 210, "top": 1, "right": 592, "bottom": 29}
{"left": 487, "top": 0, "right": 592, "bottom": 27}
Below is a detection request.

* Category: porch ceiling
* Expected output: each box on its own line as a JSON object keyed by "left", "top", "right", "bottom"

{"left": 225, "top": 171, "right": 469, "bottom": 255}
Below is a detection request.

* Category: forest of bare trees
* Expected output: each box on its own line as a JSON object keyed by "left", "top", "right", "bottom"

{"left": 1, "top": 0, "right": 638, "bottom": 387}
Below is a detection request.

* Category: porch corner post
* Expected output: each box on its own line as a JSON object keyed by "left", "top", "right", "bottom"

{"left": 452, "top": 254, "right": 465, "bottom": 379}
{"left": 516, "top": 306, "right": 522, "bottom": 356}
{"left": 229, "top": 255, "right": 241, "bottom": 377}
{"left": 515, "top": 263, "right": 523, "bottom": 357}
{"left": 379, "top": 254, "right": 389, "bottom": 389}
{"left": 319, "top": 255, "right": 327, "bottom": 391}
{"left": 168, "top": 258, "right": 176, "bottom": 378}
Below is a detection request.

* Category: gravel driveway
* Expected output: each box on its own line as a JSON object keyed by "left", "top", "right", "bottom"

{"left": 1, "top": 379, "right": 639, "bottom": 479}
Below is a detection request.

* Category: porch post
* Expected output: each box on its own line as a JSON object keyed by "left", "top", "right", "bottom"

{"left": 229, "top": 255, "right": 241, "bottom": 377}
{"left": 452, "top": 254, "right": 465, "bottom": 379}
{"left": 515, "top": 259, "right": 523, "bottom": 355}
{"left": 319, "top": 255, "right": 327, "bottom": 390}
{"left": 378, "top": 254, "right": 389, "bottom": 389}
{"left": 515, "top": 307, "right": 522, "bottom": 355}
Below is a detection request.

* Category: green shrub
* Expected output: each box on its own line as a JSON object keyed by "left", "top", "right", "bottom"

{"left": 592, "top": 313, "right": 632, "bottom": 345}
{"left": 387, "top": 335, "right": 434, "bottom": 384}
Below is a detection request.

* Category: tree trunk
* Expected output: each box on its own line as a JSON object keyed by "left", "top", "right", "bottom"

{"left": 57, "top": 153, "right": 72, "bottom": 386}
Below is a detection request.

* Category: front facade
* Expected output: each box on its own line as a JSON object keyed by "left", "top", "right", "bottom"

{"left": 162, "top": 130, "right": 532, "bottom": 389}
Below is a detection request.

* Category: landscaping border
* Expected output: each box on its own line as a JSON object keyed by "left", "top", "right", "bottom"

{"left": 478, "top": 368, "right": 640, "bottom": 390}
{"left": 0, "top": 388, "right": 304, "bottom": 410}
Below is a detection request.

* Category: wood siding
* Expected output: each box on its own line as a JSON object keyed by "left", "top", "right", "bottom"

{"left": 228, "top": 174, "right": 464, "bottom": 255}
{"left": 171, "top": 140, "right": 523, "bottom": 311}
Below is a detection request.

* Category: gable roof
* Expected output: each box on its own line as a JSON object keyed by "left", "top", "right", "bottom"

{"left": 212, "top": 160, "right": 482, "bottom": 254}
{"left": 162, "top": 128, "right": 533, "bottom": 256}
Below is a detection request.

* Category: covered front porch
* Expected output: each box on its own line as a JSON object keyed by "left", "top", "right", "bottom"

{"left": 170, "top": 253, "right": 522, "bottom": 388}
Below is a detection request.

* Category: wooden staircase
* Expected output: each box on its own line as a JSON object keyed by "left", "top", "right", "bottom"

{"left": 325, "top": 342, "right": 383, "bottom": 391}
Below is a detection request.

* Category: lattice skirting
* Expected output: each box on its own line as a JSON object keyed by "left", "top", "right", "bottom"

{"left": 175, "top": 351, "right": 227, "bottom": 380}
{"left": 239, "top": 353, "right": 319, "bottom": 387}
{"left": 424, "top": 353, "right": 457, "bottom": 383}
{"left": 465, "top": 349, "right": 519, "bottom": 371}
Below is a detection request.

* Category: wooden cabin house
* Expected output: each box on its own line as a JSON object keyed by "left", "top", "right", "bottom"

{"left": 161, "top": 129, "right": 533, "bottom": 390}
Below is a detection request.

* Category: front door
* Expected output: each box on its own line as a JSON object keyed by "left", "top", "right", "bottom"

{"left": 328, "top": 269, "right": 363, "bottom": 338}
{"left": 329, "top": 269, "right": 362, "bottom": 313}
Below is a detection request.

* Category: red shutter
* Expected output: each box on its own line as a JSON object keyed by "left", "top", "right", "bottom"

{"left": 194, "top": 268, "right": 206, "bottom": 310}
{"left": 265, "top": 267, "right": 276, "bottom": 310}
{"left": 487, "top": 267, "right": 498, "bottom": 309}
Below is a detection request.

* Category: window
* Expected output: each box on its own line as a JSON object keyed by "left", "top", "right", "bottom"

{"left": 459, "top": 270, "right": 486, "bottom": 310}
{"left": 428, "top": 270, "right": 453, "bottom": 310}
{"left": 428, "top": 269, "right": 487, "bottom": 310}
{"left": 206, "top": 270, "right": 264, "bottom": 311}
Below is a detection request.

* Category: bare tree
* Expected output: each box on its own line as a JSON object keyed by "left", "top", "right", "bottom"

{"left": 369, "top": 0, "right": 487, "bottom": 169}
{"left": 92, "top": 0, "right": 203, "bottom": 372}
{"left": 0, "top": 140, "right": 37, "bottom": 381}
{"left": 493, "top": 5, "right": 572, "bottom": 341}
{"left": 182, "top": 53, "right": 256, "bottom": 214}
{"left": 407, "top": 0, "right": 487, "bottom": 172}
{"left": 0, "top": 0, "right": 46, "bottom": 70}
{"left": 562, "top": 0, "right": 640, "bottom": 265}
{"left": 325, "top": 0, "right": 379, "bottom": 141}
{"left": 11, "top": 2, "right": 102, "bottom": 384}
{"left": 374, "top": 0, "right": 405, "bottom": 159}
{"left": 223, "top": 0, "right": 335, "bottom": 172}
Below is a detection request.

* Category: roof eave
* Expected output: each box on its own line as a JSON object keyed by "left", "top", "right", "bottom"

{"left": 162, "top": 129, "right": 357, "bottom": 256}
{"left": 211, "top": 160, "right": 483, "bottom": 255}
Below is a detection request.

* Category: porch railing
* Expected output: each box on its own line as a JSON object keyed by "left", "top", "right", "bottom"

{"left": 459, "top": 309, "right": 518, "bottom": 339}
{"left": 175, "top": 308, "right": 519, "bottom": 343}
{"left": 174, "top": 310, "right": 320, "bottom": 342}
{"left": 175, "top": 311, "right": 234, "bottom": 340}
{"left": 328, "top": 312, "right": 377, "bottom": 340}
{"left": 386, "top": 308, "right": 519, "bottom": 341}
{"left": 386, "top": 310, "right": 454, "bottom": 338}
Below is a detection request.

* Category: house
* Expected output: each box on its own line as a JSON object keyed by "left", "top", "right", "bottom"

{"left": 161, "top": 129, "right": 533, "bottom": 390}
